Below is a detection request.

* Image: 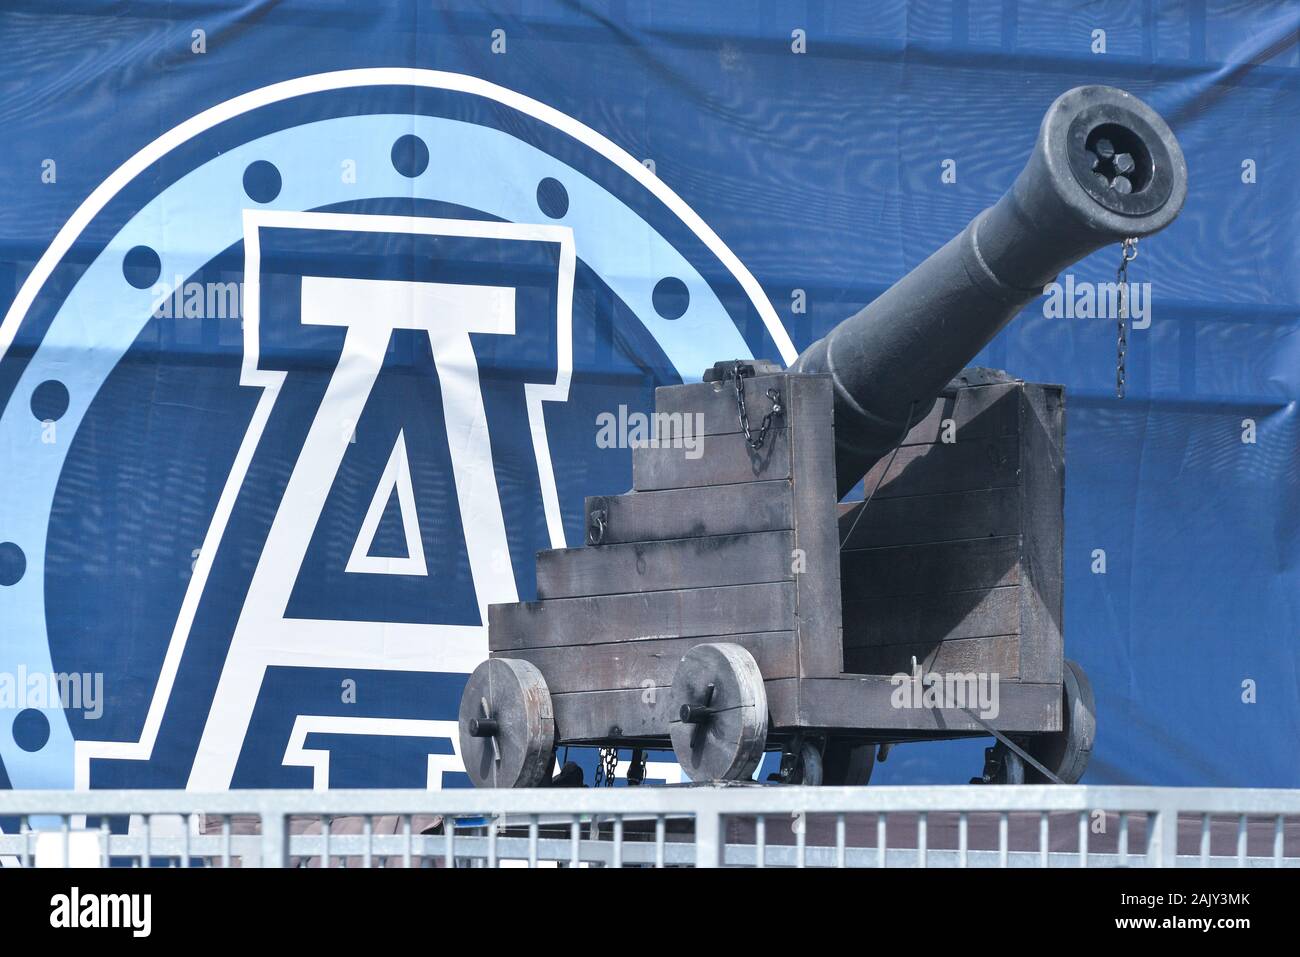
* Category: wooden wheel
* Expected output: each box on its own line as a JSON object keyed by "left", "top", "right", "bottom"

{"left": 458, "top": 658, "right": 555, "bottom": 788}
{"left": 1024, "top": 659, "right": 1096, "bottom": 784}
{"left": 669, "top": 643, "right": 768, "bottom": 782}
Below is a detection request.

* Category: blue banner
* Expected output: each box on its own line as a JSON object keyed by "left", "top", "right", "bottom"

{"left": 0, "top": 1, "right": 1296, "bottom": 792}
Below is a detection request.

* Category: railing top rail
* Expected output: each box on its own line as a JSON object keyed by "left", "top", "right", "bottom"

{"left": 2, "top": 785, "right": 1299, "bottom": 817}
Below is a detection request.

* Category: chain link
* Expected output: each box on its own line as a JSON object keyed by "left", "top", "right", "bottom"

{"left": 1116, "top": 237, "right": 1138, "bottom": 399}
{"left": 588, "top": 507, "right": 607, "bottom": 545}
{"left": 732, "top": 360, "right": 783, "bottom": 450}
{"left": 593, "top": 747, "right": 619, "bottom": 788}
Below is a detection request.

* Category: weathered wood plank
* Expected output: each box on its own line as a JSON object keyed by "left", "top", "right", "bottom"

{"left": 842, "top": 583, "right": 1022, "bottom": 648}
{"left": 843, "top": 634, "right": 1020, "bottom": 680}
{"left": 771, "top": 675, "right": 1062, "bottom": 734}
{"left": 553, "top": 671, "right": 801, "bottom": 743}
{"left": 900, "top": 381, "right": 1021, "bottom": 446}
{"left": 858, "top": 434, "right": 1020, "bottom": 500}
{"left": 838, "top": 486, "right": 1021, "bottom": 550}
{"left": 632, "top": 428, "right": 791, "bottom": 491}
{"left": 1016, "top": 383, "right": 1065, "bottom": 684}
{"left": 509, "top": 631, "right": 798, "bottom": 694}
{"left": 552, "top": 687, "right": 675, "bottom": 742}
{"left": 584, "top": 481, "right": 792, "bottom": 546}
{"left": 653, "top": 374, "right": 787, "bottom": 437}
{"left": 488, "top": 581, "right": 796, "bottom": 651}
{"left": 535, "top": 530, "right": 794, "bottom": 600}
{"left": 785, "top": 374, "right": 845, "bottom": 678}
{"left": 840, "top": 536, "right": 1022, "bottom": 600}
{"left": 652, "top": 375, "right": 1020, "bottom": 445}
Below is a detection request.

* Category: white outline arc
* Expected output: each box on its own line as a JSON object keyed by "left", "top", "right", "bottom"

{"left": 1, "top": 69, "right": 794, "bottom": 791}
{"left": 0, "top": 68, "right": 795, "bottom": 366}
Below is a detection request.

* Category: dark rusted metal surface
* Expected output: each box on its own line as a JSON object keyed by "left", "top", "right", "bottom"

{"left": 791, "top": 86, "right": 1186, "bottom": 496}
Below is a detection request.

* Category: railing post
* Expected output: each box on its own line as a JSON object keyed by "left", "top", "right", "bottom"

{"left": 1149, "top": 809, "right": 1180, "bottom": 868}
{"left": 261, "top": 811, "right": 287, "bottom": 868}
{"left": 695, "top": 809, "right": 721, "bottom": 868}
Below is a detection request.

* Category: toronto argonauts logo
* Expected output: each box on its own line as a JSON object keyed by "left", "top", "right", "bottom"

{"left": 0, "top": 69, "right": 794, "bottom": 791}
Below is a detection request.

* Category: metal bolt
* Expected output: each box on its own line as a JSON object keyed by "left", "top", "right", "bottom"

{"left": 679, "top": 704, "right": 713, "bottom": 724}
{"left": 1113, "top": 152, "right": 1135, "bottom": 175}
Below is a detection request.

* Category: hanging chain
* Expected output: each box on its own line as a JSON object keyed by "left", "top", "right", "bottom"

{"left": 733, "top": 360, "right": 783, "bottom": 450}
{"left": 1116, "top": 237, "right": 1138, "bottom": 399}
{"left": 592, "top": 747, "right": 619, "bottom": 788}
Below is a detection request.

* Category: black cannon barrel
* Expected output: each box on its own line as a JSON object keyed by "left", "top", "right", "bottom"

{"left": 792, "top": 85, "right": 1187, "bottom": 497}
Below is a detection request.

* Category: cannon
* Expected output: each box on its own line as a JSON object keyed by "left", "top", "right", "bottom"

{"left": 458, "top": 86, "right": 1186, "bottom": 787}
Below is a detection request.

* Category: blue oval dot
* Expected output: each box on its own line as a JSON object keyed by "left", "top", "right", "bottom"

{"left": 536, "top": 177, "right": 569, "bottom": 218}
{"left": 13, "top": 709, "right": 50, "bottom": 753}
{"left": 242, "top": 160, "right": 282, "bottom": 204}
{"left": 30, "top": 379, "right": 69, "bottom": 423}
{"left": 652, "top": 277, "right": 690, "bottom": 321}
{"left": 122, "top": 245, "right": 161, "bottom": 290}
{"left": 0, "top": 542, "right": 25, "bottom": 586}
{"left": 391, "top": 134, "right": 429, "bottom": 178}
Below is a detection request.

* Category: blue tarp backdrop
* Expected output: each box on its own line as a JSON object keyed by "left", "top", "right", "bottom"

{"left": 0, "top": 1, "right": 1296, "bottom": 793}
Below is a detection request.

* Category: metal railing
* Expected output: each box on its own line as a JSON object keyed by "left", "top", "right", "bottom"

{"left": 1, "top": 785, "right": 1297, "bottom": 868}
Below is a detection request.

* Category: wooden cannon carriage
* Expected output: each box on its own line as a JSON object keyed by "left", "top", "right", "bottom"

{"left": 462, "top": 364, "right": 1094, "bottom": 787}
{"left": 458, "top": 85, "right": 1185, "bottom": 787}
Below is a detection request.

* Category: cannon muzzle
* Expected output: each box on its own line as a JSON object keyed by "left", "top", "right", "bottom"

{"left": 791, "top": 85, "right": 1187, "bottom": 497}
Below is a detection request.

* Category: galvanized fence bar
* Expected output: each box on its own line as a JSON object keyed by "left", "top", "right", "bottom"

{"left": 694, "top": 808, "right": 720, "bottom": 868}
{"left": 1, "top": 786, "right": 1298, "bottom": 869}
{"left": 261, "top": 811, "right": 286, "bottom": 868}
